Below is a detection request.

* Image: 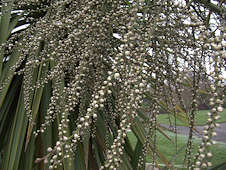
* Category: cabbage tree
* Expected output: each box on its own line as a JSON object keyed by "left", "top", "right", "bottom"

{"left": 0, "top": 0, "right": 225, "bottom": 170}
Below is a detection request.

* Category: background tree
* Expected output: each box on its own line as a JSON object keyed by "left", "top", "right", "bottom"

{"left": 0, "top": 0, "right": 225, "bottom": 170}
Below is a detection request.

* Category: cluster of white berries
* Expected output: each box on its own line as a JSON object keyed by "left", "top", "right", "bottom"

{"left": 194, "top": 49, "right": 225, "bottom": 168}
{"left": 4, "top": 0, "right": 224, "bottom": 169}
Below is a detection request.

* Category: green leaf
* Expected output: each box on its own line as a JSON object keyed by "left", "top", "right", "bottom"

{"left": 0, "top": 76, "right": 20, "bottom": 130}
{"left": 124, "top": 136, "right": 134, "bottom": 159}
{"left": 0, "top": 76, "right": 22, "bottom": 154}
{"left": 132, "top": 140, "right": 144, "bottom": 169}
{"left": 209, "top": 162, "right": 226, "bottom": 170}
{"left": 19, "top": 134, "right": 36, "bottom": 170}
{"left": 156, "top": 125, "right": 173, "bottom": 143}
{"left": 92, "top": 139, "right": 102, "bottom": 168}
{"left": 50, "top": 60, "right": 76, "bottom": 170}
{"left": 83, "top": 130, "right": 90, "bottom": 170}
{"left": 2, "top": 85, "right": 28, "bottom": 170}
{"left": 7, "top": 14, "right": 22, "bottom": 37}
{"left": 25, "top": 63, "right": 48, "bottom": 149}
{"left": 132, "top": 118, "right": 173, "bottom": 170}
{"left": 40, "top": 81, "right": 53, "bottom": 170}
{"left": 0, "top": 48, "right": 21, "bottom": 110}
{"left": 120, "top": 153, "right": 133, "bottom": 170}
{"left": 0, "top": 0, "right": 14, "bottom": 76}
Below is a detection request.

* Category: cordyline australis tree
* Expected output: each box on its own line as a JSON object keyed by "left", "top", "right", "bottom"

{"left": 0, "top": 0, "right": 225, "bottom": 170}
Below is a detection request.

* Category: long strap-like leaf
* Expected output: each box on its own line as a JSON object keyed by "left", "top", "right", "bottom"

{"left": 0, "top": 0, "right": 14, "bottom": 76}
{"left": 2, "top": 85, "right": 28, "bottom": 170}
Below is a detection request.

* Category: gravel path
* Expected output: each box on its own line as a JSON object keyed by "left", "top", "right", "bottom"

{"left": 160, "top": 123, "right": 226, "bottom": 142}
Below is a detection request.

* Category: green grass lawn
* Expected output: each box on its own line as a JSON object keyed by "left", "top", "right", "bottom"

{"left": 157, "top": 109, "right": 226, "bottom": 126}
{"left": 127, "top": 131, "right": 226, "bottom": 168}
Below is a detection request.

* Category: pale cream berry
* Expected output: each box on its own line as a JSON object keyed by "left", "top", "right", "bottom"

{"left": 215, "top": 115, "right": 220, "bottom": 120}
{"left": 74, "top": 134, "right": 79, "bottom": 139}
{"left": 135, "top": 89, "right": 139, "bottom": 93}
{"left": 47, "top": 147, "right": 52, "bottom": 152}
{"left": 212, "top": 132, "right": 217, "bottom": 136}
{"left": 125, "top": 51, "right": 130, "bottom": 55}
{"left": 201, "top": 163, "right": 207, "bottom": 168}
{"left": 196, "top": 161, "right": 201, "bottom": 166}
{"left": 200, "top": 154, "right": 205, "bottom": 158}
{"left": 207, "top": 152, "right": 212, "bottom": 157}
{"left": 114, "top": 73, "right": 120, "bottom": 79}
{"left": 217, "top": 106, "right": 223, "bottom": 112}
{"left": 93, "top": 113, "right": 97, "bottom": 118}
{"left": 207, "top": 162, "right": 212, "bottom": 167}
{"left": 139, "top": 82, "right": 144, "bottom": 87}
